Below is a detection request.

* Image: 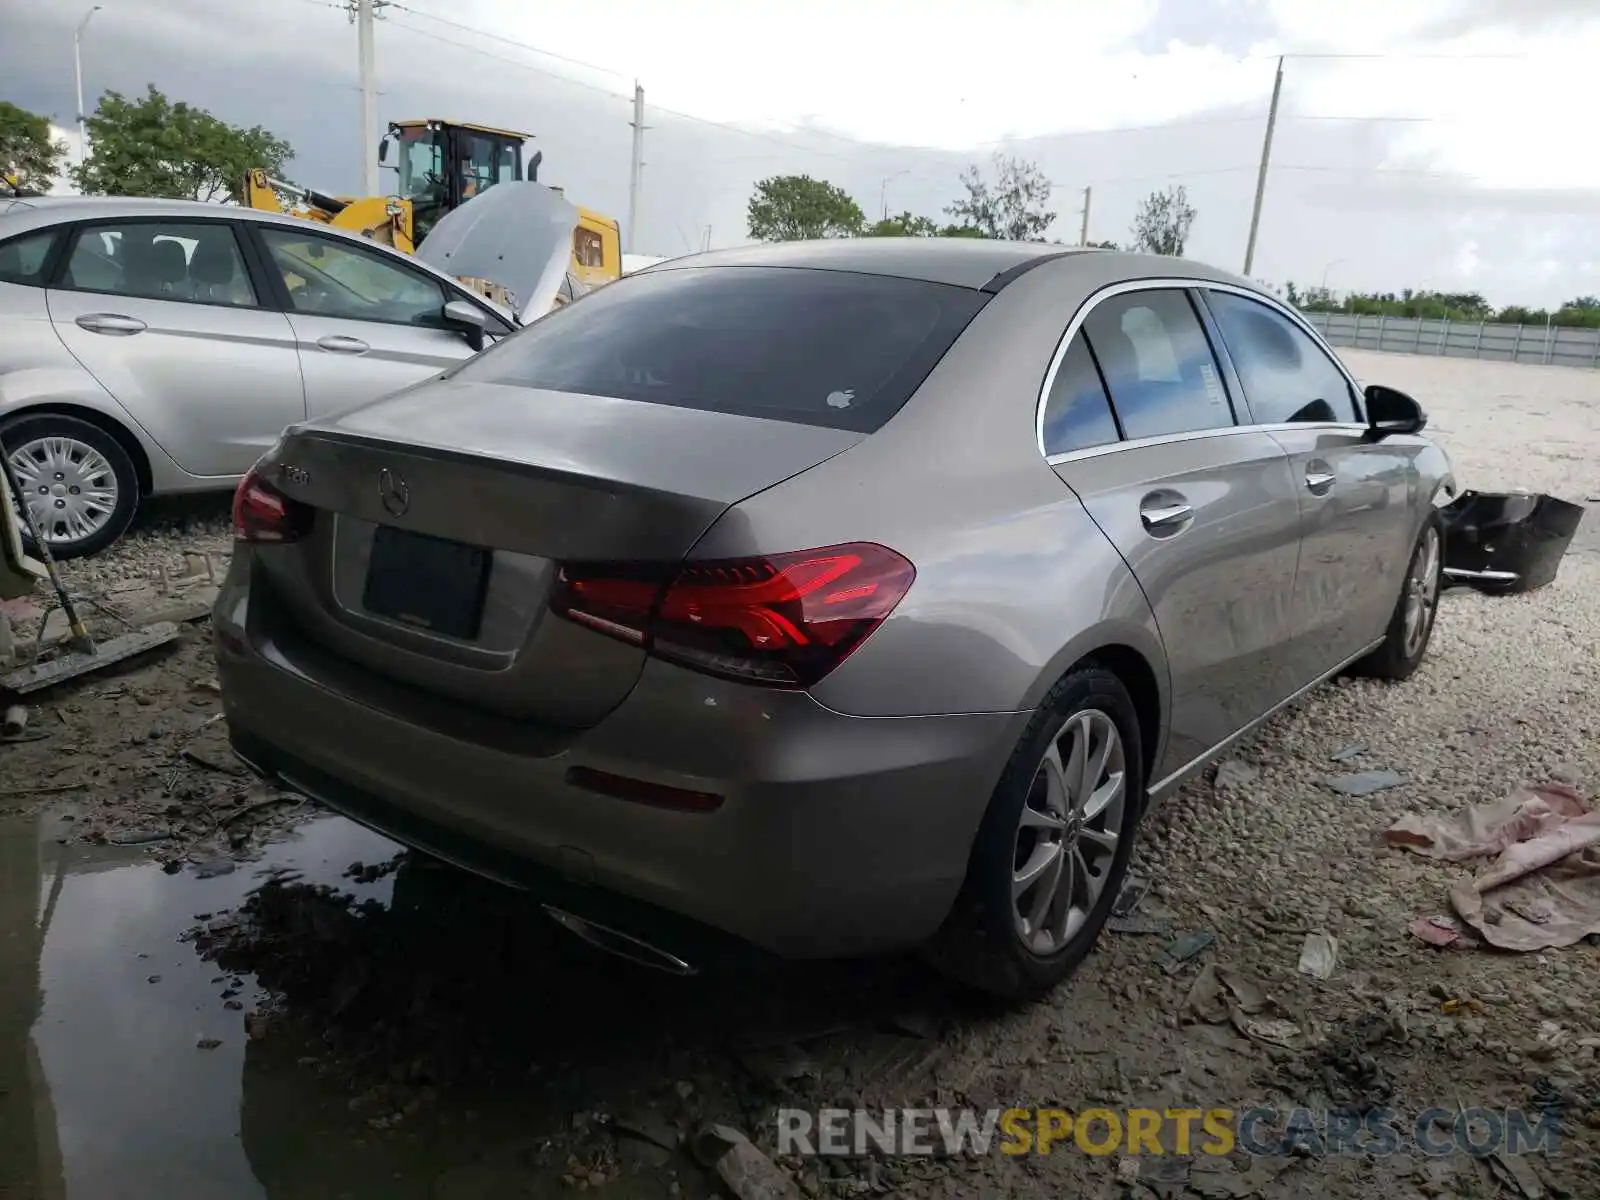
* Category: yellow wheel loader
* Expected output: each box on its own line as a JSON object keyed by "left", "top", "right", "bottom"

{"left": 243, "top": 119, "right": 622, "bottom": 305}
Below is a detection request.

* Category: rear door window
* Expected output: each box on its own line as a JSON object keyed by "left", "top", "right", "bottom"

{"left": 60, "top": 221, "right": 257, "bottom": 307}
{"left": 0, "top": 230, "right": 59, "bottom": 286}
{"left": 1041, "top": 334, "right": 1121, "bottom": 456}
{"left": 1083, "top": 289, "right": 1235, "bottom": 440}
{"left": 451, "top": 265, "right": 990, "bottom": 433}
{"left": 1203, "top": 289, "right": 1360, "bottom": 423}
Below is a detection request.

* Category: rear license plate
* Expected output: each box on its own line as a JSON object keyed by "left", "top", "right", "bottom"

{"left": 363, "top": 525, "right": 492, "bottom": 640}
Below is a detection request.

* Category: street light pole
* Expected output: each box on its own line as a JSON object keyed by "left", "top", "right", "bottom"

{"left": 880, "top": 170, "right": 908, "bottom": 222}
{"left": 1320, "top": 258, "right": 1345, "bottom": 291}
{"left": 73, "top": 5, "right": 103, "bottom": 166}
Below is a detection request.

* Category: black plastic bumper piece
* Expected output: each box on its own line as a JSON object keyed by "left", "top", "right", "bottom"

{"left": 1440, "top": 490, "right": 1585, "bottom": 595}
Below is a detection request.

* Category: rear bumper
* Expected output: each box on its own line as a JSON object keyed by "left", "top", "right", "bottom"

{"left": 214, "top": 561, "right": 1025, "bottom": 960}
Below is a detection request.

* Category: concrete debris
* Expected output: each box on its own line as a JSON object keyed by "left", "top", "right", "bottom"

{"left": 1326, "top": 770, "right": 1405, "bottom": 796}
{"left": 1296, "top": 932, "right": 1339, "bottom": 980}
{"left": 691, "top": 1125, "right": 802, "bottom": 1200}
{"left": 1157, "top": 930, "right": 1214, "bottom": 973}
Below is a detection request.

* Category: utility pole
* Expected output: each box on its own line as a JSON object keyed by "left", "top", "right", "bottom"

{"left": 702, "top": 225, "right": 712, "bottom": 252}
{"left": 1078, "top": 186, "right": 1092, "bottom": 246}
{"left": 350, "top": 0, "right": 387, "bottom": 196}
{"left": 73, "top": 6, "right": 102, "bottom": 167}
{"left": 1242, "top": 55, "right": 1283, "bottom": 279}
{"left": 627, "top": 82, "right": 647, "bottom": 254}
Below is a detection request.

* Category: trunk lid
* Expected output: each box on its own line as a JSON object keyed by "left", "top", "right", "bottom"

{"left": 250, "top": 379, "right": 862, "bottom": 728}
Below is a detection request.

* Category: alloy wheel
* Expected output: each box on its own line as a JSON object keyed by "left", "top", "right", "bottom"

{"left": 1011, "top": 708, "right": 1127, "bottom": 956}
{"left": 1403, "top": 525, "right": 1441, "bottom": 659}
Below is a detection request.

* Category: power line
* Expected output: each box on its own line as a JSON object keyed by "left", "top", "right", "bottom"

{"left": 1248, "top": 51, "right": 1536, "bottom": 61}
{"left": 370, "top": 5, "right": 1476, "bottom": 152}
{"left": 386, "top": 2, "right": 630, "bottom": 83}
{"left": 283, "top": 0, "right": 1563, "bottom": 192}
{"left": 383, "top": 17, "right": 636, "bottom": 104}
{"left": 383, "top": 17, "right": 875, "bottom": 163}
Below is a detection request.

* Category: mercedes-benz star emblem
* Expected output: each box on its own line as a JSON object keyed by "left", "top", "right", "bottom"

{"left": 378, "top": 467, "right": 410, "bottom": 518}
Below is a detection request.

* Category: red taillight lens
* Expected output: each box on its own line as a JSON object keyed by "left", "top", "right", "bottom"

{"left": 552, "top": 542, "right": 915, "bottom": 689}
{"left": 231, "top": 467, "right": 311, "bottom": 543}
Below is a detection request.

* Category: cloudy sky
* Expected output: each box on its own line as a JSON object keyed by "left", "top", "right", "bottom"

{"left": 4, "top": 0, "right": 1597, "bottom": 307}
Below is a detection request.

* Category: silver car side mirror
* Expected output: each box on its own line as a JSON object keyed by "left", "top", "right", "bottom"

{"left": 442, "top": 299, "right": 488, "bottom": 352}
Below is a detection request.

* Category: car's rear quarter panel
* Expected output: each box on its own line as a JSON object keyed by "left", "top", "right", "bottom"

{"left": 691, "top": 254, "right": 1173, "bottom": 736}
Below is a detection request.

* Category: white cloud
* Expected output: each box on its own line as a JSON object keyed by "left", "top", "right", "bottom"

{"left": 453, "top": 0, "right": 1594, "bottom": 198}
{"left": 46, "top": 124, "right": 82, "bottom": 194}
{"left": 457, "top": 0, "right": 1280, "bottom": 150}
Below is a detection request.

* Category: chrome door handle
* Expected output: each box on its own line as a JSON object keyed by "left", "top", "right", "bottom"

{"left": 1306, "top": 470, "right": 1336, "bottom": 494}
{"left": 1140, "top": 501, "right": 1194, "bottom": 531}
{"left": 316, "top": 334, "right": 370, "bottom": 354}
{"left": 75, "top": 313, "right": 146, "bottom": 335}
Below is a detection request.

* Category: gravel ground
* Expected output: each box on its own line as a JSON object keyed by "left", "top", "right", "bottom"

{"left": 4, "top": 350, "right": 1599, "bottom": 1199}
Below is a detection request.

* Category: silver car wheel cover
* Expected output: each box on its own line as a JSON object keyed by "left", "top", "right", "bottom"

{"left": 1402, "top": 525, "right": 1441, "bottom": 659}
{"left": 7, "top": 436, "right": 120, "bottom": 545}
{"left": 1012, "top": 708, "right": 1127, "bottom": 956}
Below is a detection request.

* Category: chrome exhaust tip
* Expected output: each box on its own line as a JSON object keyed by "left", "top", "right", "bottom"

{"left": 542, "top": 905, "right": 698, "bottom": 977}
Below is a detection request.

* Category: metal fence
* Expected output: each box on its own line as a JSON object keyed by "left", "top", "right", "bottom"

{"left": 1303, "top": 311, "right": 1600, "bottom": 370}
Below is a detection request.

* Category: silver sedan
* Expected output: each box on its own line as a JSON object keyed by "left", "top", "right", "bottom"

{"left": 215, "top": 239, "right": 1454, "bottom": 998}
{"left": 0, "top": 195, "right": 531, "bottom": 558}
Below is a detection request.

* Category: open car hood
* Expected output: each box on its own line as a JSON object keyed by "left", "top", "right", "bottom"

{"left": 414, "top": 182, "right": 578, "bottom": 323}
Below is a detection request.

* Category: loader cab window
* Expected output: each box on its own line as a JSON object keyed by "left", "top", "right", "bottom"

{"left": 395, "top": 127, "right": 444, "bottom": 206}
{"left": 574, "top": 227, "right": 605, "bottom": 270}
{"left": 456, "top": 131, "right": 521, "bottom": 202}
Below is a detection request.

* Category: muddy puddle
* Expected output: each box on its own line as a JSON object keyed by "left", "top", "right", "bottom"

{"left": 0, "top": 807, "right": 966, "bottom": 1200}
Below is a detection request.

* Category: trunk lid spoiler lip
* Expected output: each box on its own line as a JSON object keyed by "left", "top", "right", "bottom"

{"left": 276, "top": 398, "right": 867, "bottom": 508}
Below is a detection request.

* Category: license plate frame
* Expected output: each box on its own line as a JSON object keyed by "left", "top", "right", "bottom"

{"left": 362, "top": 524, "right": 493, "bottom": 640}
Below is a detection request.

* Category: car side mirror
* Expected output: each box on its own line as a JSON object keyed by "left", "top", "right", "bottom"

{"left": 1364, "top": 384, "right": 1428, "bottom": 440}
{"left": 442, "top": 298, "right": 488, "bottom": 353}
{"left": 378, "top": 137, "right": 389, "bottom": 164}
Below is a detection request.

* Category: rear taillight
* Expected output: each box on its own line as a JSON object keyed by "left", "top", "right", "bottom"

{"left": 552, "top": 542, "right": 915, "bottom": 689}
{"left": 232, "top": 466, "right": 312, "bottom": 543}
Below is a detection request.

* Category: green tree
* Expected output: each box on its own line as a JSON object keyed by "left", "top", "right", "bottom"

{"left": 746, "top": 174, "right": 865, "bottom": 241}
{"left": 863, "top": 210, "right": 942, "bottom": 237}
{"left": 72, "top": 85, "right": 291, "bottom": 204}
{"left": 0, "top": 102, "right": 69, "bottom": 193}
{"left": 945, "top": 154, "right": 1055, "bottom": 241}
{"left": 1129, "top": 185, "right": 1196, "bottom": 256}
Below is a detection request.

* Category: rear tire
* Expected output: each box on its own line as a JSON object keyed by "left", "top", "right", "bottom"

{"left": 1, "top": 413, "right": 140, "bottom": 560}
{"left": 928, "top": 666, "right": 1145, "bottom": 1001}
{"left": 1353, "top": 515, "right": 1442, "bottom": 682}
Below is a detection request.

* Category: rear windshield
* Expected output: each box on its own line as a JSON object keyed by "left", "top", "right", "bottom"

{"left": 450, "top": 265, "right": 989, "bottom": 433}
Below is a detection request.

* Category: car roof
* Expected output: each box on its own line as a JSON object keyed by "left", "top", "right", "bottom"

{"left": 631, "top": 236, "right": 1257, "bottom": 294}
{"left": 0, "top": 193, "right": 372, "bottom": 235}
{"left": 0, "top": 193, "right": 518, "bottom": 321}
